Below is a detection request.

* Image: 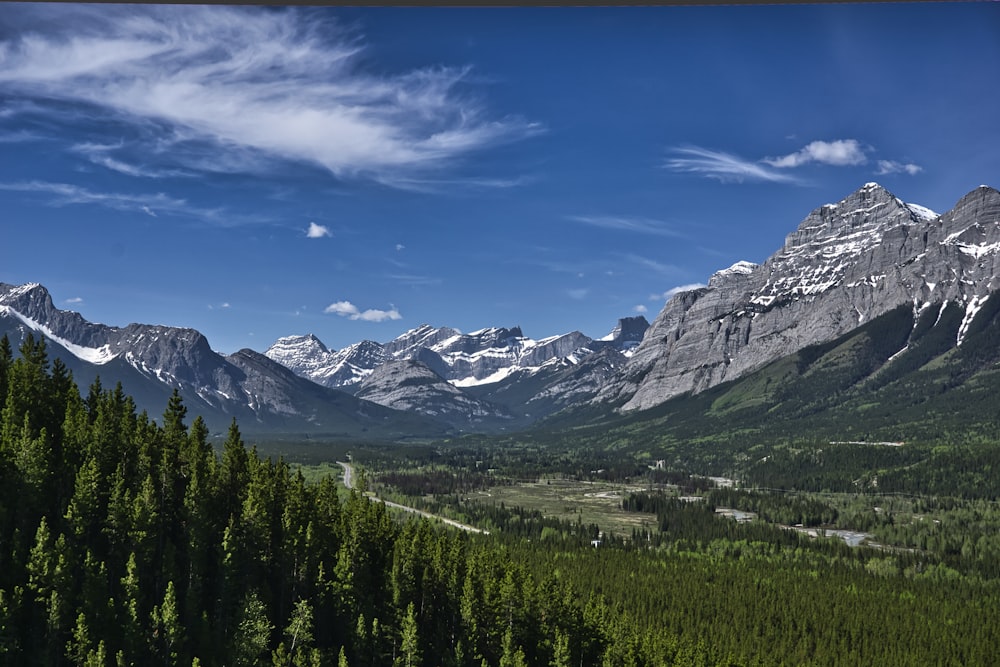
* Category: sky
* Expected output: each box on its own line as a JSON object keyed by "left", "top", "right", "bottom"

{"left": 1, "top": 3, "right": 998, "bottom": 354}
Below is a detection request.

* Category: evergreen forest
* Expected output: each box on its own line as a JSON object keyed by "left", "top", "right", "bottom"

{"left": 2, "top": 333, "right": 999, "bottom": 666}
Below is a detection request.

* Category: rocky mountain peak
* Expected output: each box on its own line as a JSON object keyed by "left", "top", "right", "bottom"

{"left": 384, "top": 324, "right": 460, "bottom": 357}
{"left": 602, "top": 316, "right": 649, "bottom": 345}
{"left": 946, "top": 185, "right": 1000, "bottom": 226}
{"left": 269, "top": 333, "right": 330, "bottom": 356}
{"left": 598, "top": 183, "right": 1000, "bottom": 413}
{"left": 783, "top": 182, "right": 915, "bottom": 251}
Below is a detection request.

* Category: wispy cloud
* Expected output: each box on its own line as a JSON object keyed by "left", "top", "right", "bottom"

{"left": 0, "top": 5, "right": 540, "bottom": 186}
{"left": 325, "top": 300, "right": 402, "bottom": 322}
{"left": 651, "top": 283, "right": 706, "bottom": 301}
{"left": 0, "top": 129, "right": 44, "bottom": 144}
{"left": 306, "top": 222, "right": 331, "bottom": 238}
{"left": 622, "top": 253, "right": 681, "bottom": 276}
{"left": 567, "top": 288, "right": 589, "bottom": 300}
{"left": 64, "top": 296, "right": 83, "bottom": 305}
{"left": 0, "top": 179, "right": 261, "bottom": 225}
{"left": 665, "top": 146, "right": 799, "bottom": 184}
{"left": 875, "top": 160, "right": 922, "bottom": 176}
{"left": 765, "top": 139, "right": 867, "bottom": 168}
{"left": 373, "top": 174, "right": 536, "bottom": 194}
{"left": 567, "top": 214, "right": 684, "bottom": 238}
{"left": 388, "top": 274, "right": 442, "bottom": 287}
{"left": 0, "top": 179, "right": 183, "bottom": 213}
{"left": 73, "top": 143, "right": 191, "bottom": 179}
{"left": 633, "top": 304, "right": 648, "bottom": 314}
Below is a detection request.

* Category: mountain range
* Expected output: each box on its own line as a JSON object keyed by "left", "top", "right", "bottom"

{"left": 2, "top": 182, "right": 998, "bottom": 438}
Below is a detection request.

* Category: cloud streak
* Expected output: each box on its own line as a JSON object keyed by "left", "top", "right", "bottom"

{"left": 0, "top": 5, "right": 541, "bottom": 185}
{"left": 622, "top": 253, "right": 682, "bottom": 276}
{"left": 324, "top": 300, "right": 402, "bottom": 322}
{"left": 665, "top": 146, "right": 799, "bottom": 183}
{"left": 567, "top": 214, "right": 684, "bottom": 238}
{"left": 0, "top": 179, "right": 262, "bottom": 225}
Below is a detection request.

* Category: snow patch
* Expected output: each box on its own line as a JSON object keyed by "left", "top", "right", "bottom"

{"left": 904, "top": 202, "right": 938, "bottom": 221}
{"left": 0, "top": 305, "right": 116, "bottom": 364}
{"left": 714, "top": 260, "right": 758, "bottom": 278}
{"left": 957, "top": 295, "right": 987, "bottom": 346}
{"left": 450, "top": 365, "right": 517, "bottom": 387}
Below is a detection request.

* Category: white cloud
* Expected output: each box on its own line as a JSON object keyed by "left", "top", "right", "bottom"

{"left": 395, "top": 243, "right": 405, "bottom": 251}
{"left": 665, "top": 146, "right": 799, "bottom": 183}
{"left": 633, "top": 304, "right": 648, "bottom": 314}
{"left": 876, "top": 160, "right": 922, "bottom": 176}
{"left": 765, "top": 139, "right": 868, "bottom": 168}
{"left": 306, "top": 222, "right": 331, "bottom": 238}
{"left": 567, "top": 288, "right": 588, "bottom": 300}
{"left": 567, "top": 214, "right": 683, "bottom": 237}
{"left": 64, "top": 297, "right": 83, "bottom": 304}
{"left": 324, "top": 300, "right": 402, "bottom": 322}
{"left": 651, "top": 283, "right": 706, "bottom": 301}
{"left": 0, "top": 5, "right": 540, "bottom": 185}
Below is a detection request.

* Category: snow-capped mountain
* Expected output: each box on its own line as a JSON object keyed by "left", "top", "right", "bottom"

{"left": 599, "top": 182, "right": 1000, "bottom": 412}
{"left": 5, "top": 182, "right": 999, "bottom": 436}
{"left": 265, "top": 317, "right": 650, "bottom": 391}
{"left": 355, "top": 359, "right": 512, "bottom": 428}
{"left": 0, "top": 284, "right": 447, "bottom": 436}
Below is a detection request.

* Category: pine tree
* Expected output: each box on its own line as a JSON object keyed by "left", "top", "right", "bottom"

{"left": 399, "top": 601, "right": 420, "bottom": 667}
{"left": 151, "top": 580, "right": 182, "bottom": 665}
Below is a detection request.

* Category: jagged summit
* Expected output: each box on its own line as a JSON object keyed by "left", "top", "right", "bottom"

{"left": 600, "top": 183, "right": 1000, "bottom": 412}
{"left": 599, "top": 316, "right": 650, "bottom": 350}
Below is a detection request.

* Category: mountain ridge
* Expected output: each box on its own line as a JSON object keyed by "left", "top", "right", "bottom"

{"left": 2, "top": 182, "right": 998, "bottom": 435}
{"left": 597, "top": 182, "right": 1000, "bottom": 412}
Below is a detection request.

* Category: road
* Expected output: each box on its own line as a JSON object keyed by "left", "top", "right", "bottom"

{"left": 337, "top": 461, "right": 489, "bottom": 535}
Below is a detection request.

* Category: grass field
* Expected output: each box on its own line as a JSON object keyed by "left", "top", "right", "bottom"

{"left": 471, "top": 477, "right": 662, "bottom": 537}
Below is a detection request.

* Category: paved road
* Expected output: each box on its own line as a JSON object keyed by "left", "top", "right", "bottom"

{"left": 337, "top": 461, "right": 489, "bottom": 535}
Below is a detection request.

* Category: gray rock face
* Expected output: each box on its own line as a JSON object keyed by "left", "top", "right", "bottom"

{"left": 265, "top": 335, "right": 387, "bottom": 390}
{"left": 266, "top": 319, "right": 645, "bottom": 392}
{"left": 0, "top": 283, "right": 431, "bottom": 433}
{"left": 601, "top": 183, "right": 1000, "bottom": 412}
{"left": 0, "top": 282, "right": 231, "bottom": 390}
{"left": 355, "top": 359, "right": 509, "bottom": 427}
{"left": 595, "top": 316, "right": 650, "bottom": 356}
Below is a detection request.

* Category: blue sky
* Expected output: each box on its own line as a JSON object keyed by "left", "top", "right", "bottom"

{"left": 1, "top": 3, "right": 998, "bottom": 354}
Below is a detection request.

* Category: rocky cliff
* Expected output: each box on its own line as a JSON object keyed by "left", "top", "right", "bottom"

{"left": 601, "top": 183, "right": 1000, "bottom": 411}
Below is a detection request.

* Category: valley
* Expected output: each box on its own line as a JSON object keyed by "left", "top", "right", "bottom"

{"left": 3, "top": 182, "right": 1000, "bottom": 664}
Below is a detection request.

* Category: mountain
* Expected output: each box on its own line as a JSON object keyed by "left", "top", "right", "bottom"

{"left": 0, "top": 283, "right": 448, "bottom": 437}
{"left": 265, "top": 317, "right": 649, "bottom": 430}
{"left": 354, "top": 359, "right": 512, "bottom": 430}
{"left": 598, "top": 183, "right": 1000, "bottom": 412}
{"left": 533, "top": 290, "right": 1000, "bottom": 463}
{"left": 5, "top": 182, "right": 999, "bottom": 440}
{"left": 266, "top": 319, "right": 648, "bottom": 391}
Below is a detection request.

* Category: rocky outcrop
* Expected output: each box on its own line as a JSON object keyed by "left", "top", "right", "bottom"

{"left": 601, "top": 183, "right": 1000, "bottom": 412}
{"left": 355, "top": 359, "right": 509, "bottom": 428}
